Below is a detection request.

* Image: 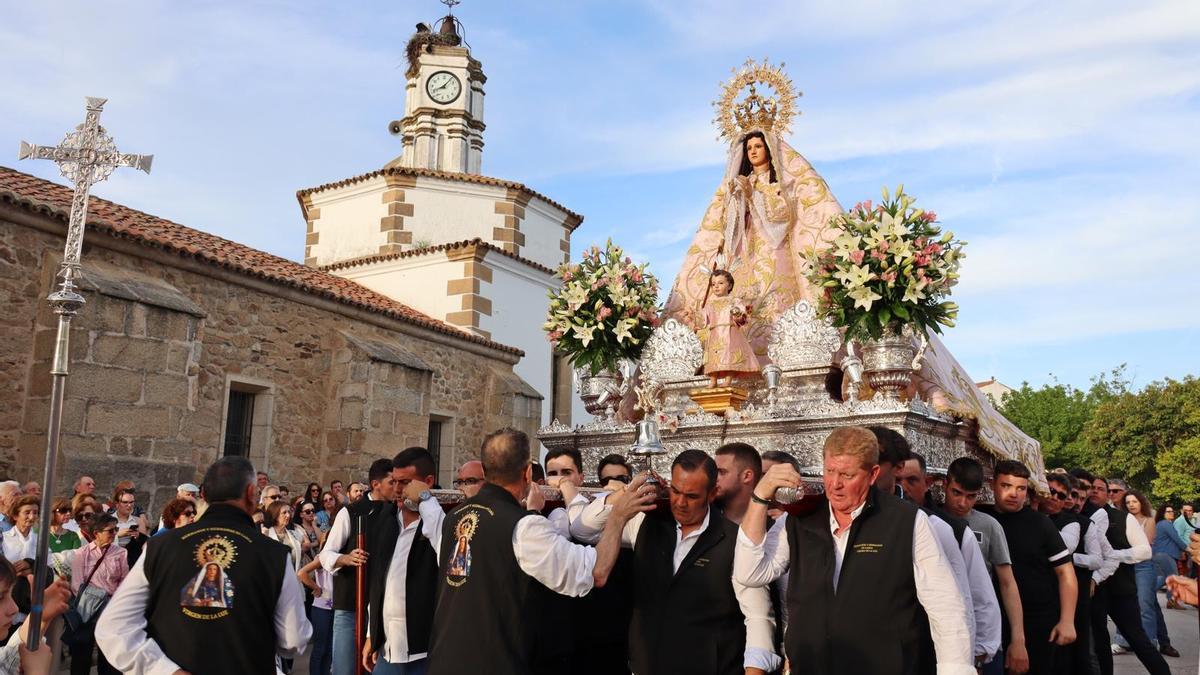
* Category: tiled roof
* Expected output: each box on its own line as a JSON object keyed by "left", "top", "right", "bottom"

{"left": 0, "top": 165, "right": 522, "bottom": 357}
{"left": 321, "top": 238, "right": 558, "bottom": 275}
{"left": 296, "top": 165, "right": 584, "bottom": 230}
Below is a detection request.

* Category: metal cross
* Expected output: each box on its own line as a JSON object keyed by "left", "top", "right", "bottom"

{"left": 441, "top": 0, "right": 461, "bottom": 15}
{"left": 16, "top": 96, "right": 151, "bottom": 648}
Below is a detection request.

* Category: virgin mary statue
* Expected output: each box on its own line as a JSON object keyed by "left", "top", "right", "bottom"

{"left": 662, "top": 72, "right": 842, "bottom": 364}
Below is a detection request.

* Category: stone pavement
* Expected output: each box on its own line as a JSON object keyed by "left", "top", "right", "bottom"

{"left": 1113, "top": 591, "right": 1198, "bottom": 674}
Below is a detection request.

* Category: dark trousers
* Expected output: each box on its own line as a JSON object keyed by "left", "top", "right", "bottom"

{"left": 71, "top": 635, "right": 118, "bottom": 675}
{"left": 1024, "top": 612, "right": 1060, "bottom": 675}
{"left": 1090, "top": 584, "right": 1169, "bottom": 675}
{"left": 1058, "top": 572, "right": 1095, "bottom": 675}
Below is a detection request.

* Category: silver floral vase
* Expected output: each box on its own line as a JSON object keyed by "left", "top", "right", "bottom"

{"left": 860, "top": 326, "right": 927, "bottom": 400}
{"left": 575, "top": 359, "right": 635, "bottom": 420}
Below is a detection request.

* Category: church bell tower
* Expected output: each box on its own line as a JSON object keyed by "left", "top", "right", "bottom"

{"left": 389, "top": 13, "right": 486, "bottom": 174}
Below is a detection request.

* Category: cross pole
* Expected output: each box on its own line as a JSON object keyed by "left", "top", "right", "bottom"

{"left": 17, "top": 96, "right": 152, "bottom": 648}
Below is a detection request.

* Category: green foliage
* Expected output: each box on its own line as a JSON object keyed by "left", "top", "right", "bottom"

{"left": 998, "top": 365, "right": 1129, "bottom": 470}
{"left": 999, "top": 380, "right": 1096, "bottom": 470}
{"left": 1153, "top": 437, "right": 1200, "bottom": 504}
{"left": 1081, "top": 375, "right": 1200, "bottom": 497}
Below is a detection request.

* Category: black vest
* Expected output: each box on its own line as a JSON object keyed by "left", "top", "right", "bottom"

{"left": 786, "top": 488, "right": 921, "bottom": 675}
{"left": 365, "top": 502, "right": 439, "bottom": 658}
{"left": 1100, "top": 505, "right": 1136, "bottom": 595}
{"left": 429, "top": 483, "right": 554, "bottom": 675}
{"left": 141, "top": 503, "right": 288, "bottom": 675}
{"left": 333, "top": 497, "right": 392, "bottom": 611}
{"left": 629, "top": 509, "right": 746, "bottom": 675}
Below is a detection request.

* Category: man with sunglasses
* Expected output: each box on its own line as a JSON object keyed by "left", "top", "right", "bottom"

{"left": 597, "top": 454, "right": 633, "bottom": 489}
{"left": 1042, "top": 473, "right": 1104, "bottom": 674}
{"left": 452, "top": 460, "right": 485, "bottom": 498}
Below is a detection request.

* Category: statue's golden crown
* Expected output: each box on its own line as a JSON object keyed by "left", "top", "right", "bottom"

{"left": 713, "top": 59, "right": 801, "bottom": 142}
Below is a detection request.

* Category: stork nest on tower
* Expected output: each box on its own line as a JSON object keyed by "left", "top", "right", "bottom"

{"left": 405, "top": 28, "right": 463, "bottom": 78}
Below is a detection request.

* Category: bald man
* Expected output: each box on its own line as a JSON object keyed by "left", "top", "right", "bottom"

{"left": 454, "top": 460, "right": 485, "bottom": 498}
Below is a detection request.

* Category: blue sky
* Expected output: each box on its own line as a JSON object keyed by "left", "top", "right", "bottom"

{"left": 4, "top": 1, "right": 1198, "bottom": 392}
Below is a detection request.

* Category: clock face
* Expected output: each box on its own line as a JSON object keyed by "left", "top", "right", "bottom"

{"left": 426, "top": 71, "right": 462, "bottom": 104}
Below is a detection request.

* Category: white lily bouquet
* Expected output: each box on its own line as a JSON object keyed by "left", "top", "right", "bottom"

{"left": 803, "top": 186, "right": 966, "bottom": 342}
{"left": 543, "top": 240, "right": 661, "bottom": 376}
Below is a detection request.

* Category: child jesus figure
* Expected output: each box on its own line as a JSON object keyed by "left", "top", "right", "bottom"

{"left": 702, "top": 270, "right": 761, "bottom": 387}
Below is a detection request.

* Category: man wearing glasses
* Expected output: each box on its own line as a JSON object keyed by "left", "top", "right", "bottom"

{"left": 1043, "top": 472, "right": 1104, "bottom": 675}
{"left": 452, "top": 460, "right": 485, "bottom": 498}
{"left": 260, "top": 485, "right": 283, "bottom": 509}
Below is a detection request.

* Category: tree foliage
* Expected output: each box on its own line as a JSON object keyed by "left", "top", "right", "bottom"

{"left": 999, "top": 367, "right": 1200, "bottom": 504}
{"left": 1081, "top": 375, "right": 1200, "bottom": 499}
{"left": 998, "top": 366, "right": 1129, "bottom": 471}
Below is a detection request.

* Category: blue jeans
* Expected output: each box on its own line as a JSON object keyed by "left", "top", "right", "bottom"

{"left": 309, "top": 606, "right": 334, "bottom": 675}
{"left": 331, "top": 609, "right": 357, "bottom": 675}
{"left": 1115, "top": 560, "right": 1169, "bottom": 649}
{"left": 1153, "top": 552, "right": 1177, "bottom": 601}
{"left": 371, "top": 656, "right": 428, "bottom": 675}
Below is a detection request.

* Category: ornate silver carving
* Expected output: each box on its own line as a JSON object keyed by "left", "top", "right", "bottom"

{"left": 639, "top": 319, "right": 703, "bottom": 383}
{"left": 16, "top": 97, "right": 151, "bottom": 649}
{"left": 576, "top": 367, "right": 625, "bottom": 420}
{"left": 767, "top": 301, "right": 843, "bottom": 370}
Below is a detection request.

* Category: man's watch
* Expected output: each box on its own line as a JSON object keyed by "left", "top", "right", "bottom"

{"left": 751, "top": 492, "right": 771, "bottom": 506}
{"left": 418, "top": 490, "right": 432, "bottom": 502}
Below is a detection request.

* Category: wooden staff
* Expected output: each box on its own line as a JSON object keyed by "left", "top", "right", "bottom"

{"left": 700, "top": 240, "right": 725, "bottom": 309}
{"left": 355, "top": 514, "right": 366, "bottom": 675}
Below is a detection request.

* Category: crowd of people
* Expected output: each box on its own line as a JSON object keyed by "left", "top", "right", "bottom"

{"left": 0, "top": 425, "right": 1194, "bottom": 674}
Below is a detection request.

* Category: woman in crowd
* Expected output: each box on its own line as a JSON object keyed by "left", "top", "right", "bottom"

{"left": 265, "top": 501, "right": 304, "bottom": 572}
{"left": 69, "top": 514, "right": 128, "bottom": 675}
{"left": 72, "top": 500, "right": 97, "bottom": 545}
{"left": 1153, "top": 502, "right": 1189, "bottom": 609}
{"left": 110, "top": 488, "right": 148, "bottom": 561}
{"left": 296, "top": 500, "right": 321, "bottom": 567}
{"left": 46, "top": 497, "right": 81, "bottom": 553}
{"left": 157, "top": 499, "right": 197, "bottom": 534}
{"left": 297, "top": 557, "right": 334, "bottom": 675}
{"left": 63, "top": 494, "right": 97, "bottom": 535}
{"left": 305, "top": 482, "right": 322, "bottom": 506}
{"left": 1118, "top": 491, "right": 1178, "bottom": 657}
{"left": 1, "top": 496, "right": 39, "bottom": 563}
{"left": 315, "top": 490, "right": 339, "bottom": 532}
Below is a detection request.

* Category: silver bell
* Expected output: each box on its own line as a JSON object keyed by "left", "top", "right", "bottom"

{"left": 630, "top": 419, "right": 666, "bottom": 458}
{"left": 629, "top": 419, "right": 666, "bottom": 477}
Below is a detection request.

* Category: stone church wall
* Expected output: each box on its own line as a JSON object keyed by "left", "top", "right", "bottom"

{"left": 0, "top": 213, "right": 540, "bottom": 515}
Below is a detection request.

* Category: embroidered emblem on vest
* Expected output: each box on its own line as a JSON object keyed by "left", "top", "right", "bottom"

{"left": 852, "top": 542, "right": 883, "bottom": 554}
{"left": 693, "top": 558, "right": 710, "bottom": 567}
{"left": 180, "top": 535, "right": 237, "bottom": 618}
{"left": 446, "top": 511, "right": 478, "bottom": 587}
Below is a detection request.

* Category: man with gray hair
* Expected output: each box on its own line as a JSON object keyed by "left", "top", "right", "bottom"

{"left": 736, "top": 426, "right": 975, "bottom": 674}
{"left": 0, "top": 481, "right": 21, "bottom": 533}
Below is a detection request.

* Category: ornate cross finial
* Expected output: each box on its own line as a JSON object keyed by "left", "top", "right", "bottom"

{"left": 18, "top": 97, "right": 153, "bottom": 270}
{"left": 441, "top": 0, "right": 461, "bottom": 15}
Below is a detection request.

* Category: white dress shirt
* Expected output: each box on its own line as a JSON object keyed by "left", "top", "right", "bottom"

{"left": 734, "top": 506, "right": 976, "bottom": 675}
{"left": 1094, "top": 510, "right": 1153, "bottom": 585}
{"left": 368, "top": 511, "right": 428, "bottom": 664}
{"left": 1058, "top": 521, "right": 1080, "bottom": 554}
{"left": 1, "top": 527, "right": 36, "bottom": 562}
{"left": 573, "top": 496, "right": 782, "bottom": 673}
{"left": 1073, "top": 514, "right": 1105, "bottom": 571}
{"left": 925, "top": 514, "right": 976, "bottom": 656}
{"left": 417, "top": 494, "right": 597, "bottom": 597}
{"left": 317, "top": 496, "right": 377, "bottom": 574}
{"left": 954, "top": 517, "right": 1001, "bottom": 659}
{"left": 96, "top": 552, "right": 312, "bottom": 675}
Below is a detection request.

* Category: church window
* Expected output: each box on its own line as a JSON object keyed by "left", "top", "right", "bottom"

{"left": 223, "top": 390, "right": 255, "bottom": 457}
{"left": 220, "top": 377, "right": 275, "bottom": 470}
